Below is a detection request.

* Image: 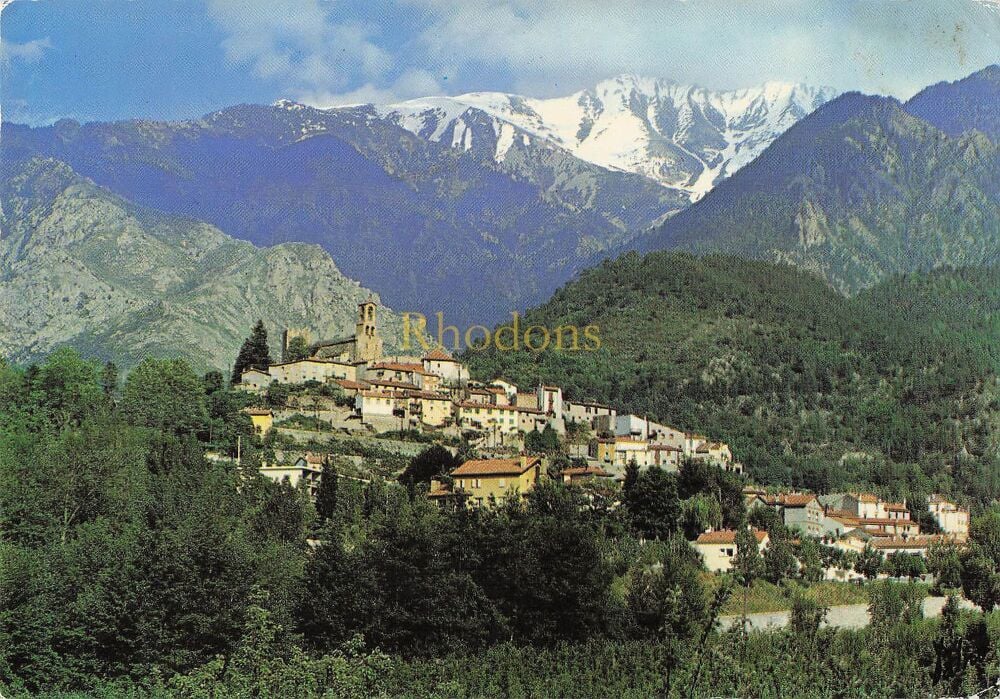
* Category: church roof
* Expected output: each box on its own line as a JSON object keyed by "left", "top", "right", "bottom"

{"left": 311, "top": 334, "right": 356, "bottom": 349}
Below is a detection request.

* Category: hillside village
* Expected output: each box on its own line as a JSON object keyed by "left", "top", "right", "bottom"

{"left": 235, "top": 301, "right": 972, "bottom": 578}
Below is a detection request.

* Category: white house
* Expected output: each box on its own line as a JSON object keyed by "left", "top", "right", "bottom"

{"left": 238, "top": 368, "right": 273, "bottom": 392}
{"left": 694, "top": 529, "right": 769, "bottom": 573}
{"left": 422, "top": 348, "right": 469, "bottom": 385}
{"left": 927, "top": 495, "right": 970, "bottom": 542}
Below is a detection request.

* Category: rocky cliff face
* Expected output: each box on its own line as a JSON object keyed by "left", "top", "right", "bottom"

{"left": 0, "top": 157, "right": 402, "bottom": 372}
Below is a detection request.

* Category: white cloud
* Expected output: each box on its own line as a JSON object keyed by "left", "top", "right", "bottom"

{"left": 0, "top": 36, "right": 52, "bottom": 64}
{"left": 206, "top": 0, "right": 1000, "bottom": 104}
{"left": 206, "top": 0, "right": 398, "bottom": 99}
{"left": 402, "top": 0, "right": 1000, "bottom": 98}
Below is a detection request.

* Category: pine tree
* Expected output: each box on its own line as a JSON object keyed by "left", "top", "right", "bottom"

{"left": 232, "top": 320, "right": 273, "bottom": 384}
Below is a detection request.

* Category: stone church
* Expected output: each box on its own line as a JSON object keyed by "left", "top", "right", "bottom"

{"left": 282, "top": 299, "right": 383, "bottom": 364}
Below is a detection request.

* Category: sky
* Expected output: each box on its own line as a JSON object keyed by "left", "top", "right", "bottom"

{"left": 1, "top": 0, "right": 998, "bottom": 125}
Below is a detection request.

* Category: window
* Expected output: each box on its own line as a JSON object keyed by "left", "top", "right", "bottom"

{"left": 724, "top": 548, "right": 734, "bottom": 557}
{"left": 499, "top": 479, "right": 506, "bottom": 488}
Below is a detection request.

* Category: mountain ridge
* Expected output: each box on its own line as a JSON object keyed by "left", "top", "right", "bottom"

{"left": 642, "top": 72, "right": 1000, "bottom": 293}
{"left": 0, "top": 156, "right": 404, "bottom": 373}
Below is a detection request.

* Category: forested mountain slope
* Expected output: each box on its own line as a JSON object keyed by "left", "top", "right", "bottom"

{"left": 466, "top": 252, "right": 1000, "bottom": 502}
{"left": 644, "top": 66, "right": 1000, "bottom": 294}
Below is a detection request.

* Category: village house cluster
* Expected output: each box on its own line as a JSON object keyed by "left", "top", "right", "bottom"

{"left": 237, "top": 303, "right": 972, "bottom": 574}
{"left": 686, "top": 489, "right": 971, "bottom": 575}
{"left": 238, "top": 302, "right": 743, "bottom": 478}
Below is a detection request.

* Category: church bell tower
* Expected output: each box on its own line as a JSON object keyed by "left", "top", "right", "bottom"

{"left": 354, "top": 298, "right": 382, "bottom": 363}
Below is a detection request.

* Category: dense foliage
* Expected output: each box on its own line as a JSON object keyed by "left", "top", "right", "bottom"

{"left": 466, "top": 254, "right": 1000, "bottom": 505}
{"left": 2, "top": 349, "right": 999, "bottom": 697}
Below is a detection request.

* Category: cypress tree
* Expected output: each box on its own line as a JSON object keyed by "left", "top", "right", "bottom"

{"left": 232, "top": 320, "right": 273, "bottom": 384}
{"left": 316, "top": 460, "right": 339, "bottom": 523}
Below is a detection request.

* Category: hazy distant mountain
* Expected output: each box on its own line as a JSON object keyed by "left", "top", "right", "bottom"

{"left": 0, "top": 157, "right": 401, "bottom": 372}
{"left": 645, "top": 67, "right": 1000, "bottom": 292}
{"left": 1, "top": 102, "right": 681, "bottom": 326}
{"left": 378, "top": 75, "right": 837, "bottom": 200}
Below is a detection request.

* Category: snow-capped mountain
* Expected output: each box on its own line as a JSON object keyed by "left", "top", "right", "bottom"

{"left": 372, "top": 76, "right": 838, "bottom": 201}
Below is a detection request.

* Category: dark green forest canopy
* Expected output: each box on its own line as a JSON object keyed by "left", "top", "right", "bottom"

{"left": 465, "top": 253, "right": 1000, "bottom": 503}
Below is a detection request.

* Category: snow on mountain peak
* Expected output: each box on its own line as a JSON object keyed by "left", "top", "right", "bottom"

{"left": 332, "top": 77, "right": 838, "bottom": 200}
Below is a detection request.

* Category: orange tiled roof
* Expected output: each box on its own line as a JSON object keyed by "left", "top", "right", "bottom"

{"left": 452, "top": 457, "right": 541, "bottom": 477}
{"left": 761, "top": 493, "right": 818, "bottom": 507}
{"left": 885, "top": 502, "right": 909, "bottom": 512}
{"left": 871, "top": 535, "right": 948, "bottom": 550}
{"left": 696, "top": 529, "right": 768, "bottom": 545}
{"left": 359, "top": 389, "right": 398, "bottom": 398}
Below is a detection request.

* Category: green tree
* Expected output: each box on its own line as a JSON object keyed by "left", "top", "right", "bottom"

{"left": 732, "top": 526, "right": 764, "bottom": 587}
{"left": 855, "top": 544, "right": 882, "bottom": 580}
{"left": 232, "top": 320, "right": 273, "bottom": 384}
{"left": 763, "top": 535, "right": 797, "bottom": 584}
{"left": 797, "top": 538, "right": 824, "bottom": 583}
{"left": 121, "top": 358, "right": 209, "bottom": 436}
{"left": 625, "top": 468, "right": 681, "bottom": 540}
{"left": 202, "top": 370, "right": 225, "bottom": 395}
{"left": 789, "top": 593, "right": 828, "bottom": 642}
{"left": 28, "top": 347, "right": 104, "bottom": 428}
{"left": 284, "top": 335, "right": 312, "bottom": 362}
{"left": 99, "top": 361, "right": 119, "bottom": 399}
{"left": 399, "top": 445, "right": 459, "bottom": 488}
{"left": 959, "top": 508, "right": 1000, "bottom": 611}
{"left": 681, "top": 493, "right": 723, "bottom": 539}
{"left": 315, "top": 460, "right": 339, "bottom": 523}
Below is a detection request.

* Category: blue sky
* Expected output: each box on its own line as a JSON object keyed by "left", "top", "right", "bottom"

{"left": 2, "top": 0, "right": 998, "bottom": 125}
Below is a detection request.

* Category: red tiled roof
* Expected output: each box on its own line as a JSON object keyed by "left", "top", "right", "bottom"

{"left": 334, "top": 379, "right": 370, "bottom": 390}
{"left": 452, "top": 457, "right": 541, "bottom": 477}
{"left": 885, "top": 502, "right": 909, "bottom": 512}
{"left": 696, "top": 529, "right": 768, "bottom": 545}
{"left": 370, "top": 362, "right": 425, "bottom": 372}
{"left": 423, "top": 348, "right": 457, "bottom": 361}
